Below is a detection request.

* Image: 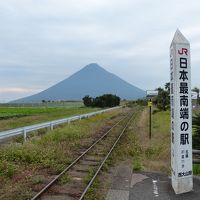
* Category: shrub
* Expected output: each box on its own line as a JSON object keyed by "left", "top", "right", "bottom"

{"left": 82, "top": 95, "right": 93, "bottom": 107}
{"left": 82, "top": 94, "right": 120, "bottom": 108}
{"left": 193, "top": 113, "right": 200, "bottom": 149}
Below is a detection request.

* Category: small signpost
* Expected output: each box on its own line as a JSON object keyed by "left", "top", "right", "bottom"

{"left": 146, "top": 90, "right": 157, "bottom": 140}
{"left": 146, "top": 90, "right": 158, "bottom": 98}
{"left": 148, "top": 101, "right": 152, "bottom": 107}
{"left": 170, "top": 29, "right": 193, "bottom": 194}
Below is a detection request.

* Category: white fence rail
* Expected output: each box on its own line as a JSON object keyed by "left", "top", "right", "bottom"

{"left": 0, "top": 106, "right": 121, "bottom": 141}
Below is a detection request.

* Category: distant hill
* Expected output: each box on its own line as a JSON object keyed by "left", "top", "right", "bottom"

{"left": 11, "top": 63, "right": 146, "bottom": 103}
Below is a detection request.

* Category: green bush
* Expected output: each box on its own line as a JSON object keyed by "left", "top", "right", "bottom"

{"left": 133, "top": 159, "right": 143, "bottom": 171}
{"left": 193, "top": 113, "right": 200, "bottom": 149}
{"left": 82, "top": 94, "right": 120, "bottom": 108}
{"left": 156, "top": 88, "right": 169, "bottom": 111}
{"left": 82, "top": 95, "right": 93, "bottom": 107}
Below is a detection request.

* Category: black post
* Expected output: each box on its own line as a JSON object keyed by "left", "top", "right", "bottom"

{"left": 149, "top": 105, "right": 151, "bottom": 139}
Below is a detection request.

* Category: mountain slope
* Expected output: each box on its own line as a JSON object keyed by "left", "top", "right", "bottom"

{"left": 12, "top": 63, "right": 145, "bottom": 103}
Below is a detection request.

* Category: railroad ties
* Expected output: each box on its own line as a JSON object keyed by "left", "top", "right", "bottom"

{"left": 31, "top": 111, "right": 135, "bottom": 200}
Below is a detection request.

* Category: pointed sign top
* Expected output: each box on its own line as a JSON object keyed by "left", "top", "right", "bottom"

{"left": 171, "top": 29, "right": 189, "bottom": 46}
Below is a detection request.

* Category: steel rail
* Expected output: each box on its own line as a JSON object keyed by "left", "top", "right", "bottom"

{"left": 193, "top": 159, "right": 200, "bottom": 164}
{"left": 192, "top": 150, "right": 200, "bottom": 155}
{"left": 79, "top": 112, "right": 135, "bottom": 200}
{"left": 0, "top": 106, "right": 121, "bottom": 141}
{"left": 192, "top": 149, "right": 200, "bottom": 164}
{"left": 31, "top": 114, "right": 128, "bottom": 200}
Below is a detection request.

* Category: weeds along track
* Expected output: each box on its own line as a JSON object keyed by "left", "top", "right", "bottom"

{"left": 31, "top": 111, "right": 135, "bottom": 200}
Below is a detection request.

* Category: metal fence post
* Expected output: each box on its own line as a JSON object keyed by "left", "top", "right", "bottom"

{"left": 50, "top": 123, "right": 54, "bottom": 130}
{"left": 149, "top": 105, "right": 152, "bottom": 139}
{"left": 23, "top": 129, "right": 27, "bottom": 142}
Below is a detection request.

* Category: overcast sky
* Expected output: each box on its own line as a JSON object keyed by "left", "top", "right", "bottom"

{"left": 1, "top": 0, "right": 200, "bottom": 102}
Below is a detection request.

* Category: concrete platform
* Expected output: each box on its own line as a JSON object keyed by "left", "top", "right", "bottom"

{"left": 106, "top": 165, "right": 200, "bottom": 200}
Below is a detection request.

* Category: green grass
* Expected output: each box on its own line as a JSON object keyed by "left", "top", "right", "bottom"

{"left": 83, "top": 168, "right": 96, "bottom": 185}
{"left": 0, "top": 107, "right": 99, "bottom": 131}
{"left": 152, "top": 109, "right": 200, "bottom": 177}
{"left": 193, "top": 164, "right": 200, "bottom": 175}
{"left": 152, "top": 108, "right": 170, "bottom": 134}
{"left": 0, "top": 161, "right": 16, "bottom": 178}
{"left": 0, "top": 121, "right": 94, "bottom": 168}
{"left": 84, "top": 178, "right": 101, "bottom": 200}
{"left": 0, "top": 106, "right": 94, "bottom": 119}
{"left": 132, "top": 159, "right": 143, "bottom": 171}
{"left": 31, "top": 175, "right": 44, "bottom": 185}
{"left": 0, "top": 107, "right": 70, "bottom": 119}
{"left": 0, "top": 108, "right": 123, "bottom": 199}
{"left": 0, "top": 101, "right": 83, "bottom": 108}
{"left": 58, "top": 175, "right": 71, "bottom": 185}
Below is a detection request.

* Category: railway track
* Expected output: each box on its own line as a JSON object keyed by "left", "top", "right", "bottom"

{"left": 31, "top": 110, "right": 135, "bottom": 200}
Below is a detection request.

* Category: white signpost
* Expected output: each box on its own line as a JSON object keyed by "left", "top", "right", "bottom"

{"left": 170, "top": 29, "right": 193, "bottom": 194}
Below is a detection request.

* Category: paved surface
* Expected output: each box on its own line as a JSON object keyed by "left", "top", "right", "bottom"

{"left": 106, "top": 165, "right": 200, "bottom": 200}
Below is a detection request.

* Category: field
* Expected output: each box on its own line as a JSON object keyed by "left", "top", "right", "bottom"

{"left": 0, "top": 101, "right": 83, "bottom": 108}
{"left": 0, "top": 106, "right": 99, "bottom": 131}
{"left": 0, "top": 107, "right": 72, "bottom": 119}
{"left": 0, "top": 101, "right": 84, "bottom": 120}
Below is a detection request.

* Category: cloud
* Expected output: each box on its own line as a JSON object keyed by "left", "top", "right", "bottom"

{"left": 0, "top": 87, "right": 42, "bottom": 103}
{"left": 0, "top": 87, "right": 39, "bottom": 93}
{"left": 1, "top": 0, "right": 200, "bottom": 101}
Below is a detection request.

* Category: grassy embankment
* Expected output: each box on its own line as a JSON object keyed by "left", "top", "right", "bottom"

{"left": 0, "top": 106, "right": 99, "bottom": 131}
{"left": 109, "top": 106, "right": 200, "bottom": 174}
{"left": 0, "top": 107, "right": 126, "bottom": 200}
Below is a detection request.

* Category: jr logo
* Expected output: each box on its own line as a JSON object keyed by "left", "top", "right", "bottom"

{"left": 178, "top": 48, "right": 188, "bottom": 55}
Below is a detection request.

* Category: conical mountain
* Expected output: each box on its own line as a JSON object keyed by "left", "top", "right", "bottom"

{"left": 12, "top": 63, "right": 145, "bottom": 103}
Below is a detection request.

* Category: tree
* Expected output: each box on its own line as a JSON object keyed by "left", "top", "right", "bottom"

{"left": 154, "top": 84, "right": 170, "bottom": 111}
{"left": 93, "top": 96, "right": 105, "bottom": 107}
{"left": 165, "top": 82, "right": 170, "bottom": 92}
{"left": 82, "top": 94, "right": 120, "bottom": 108}
{"left": 100, "top": 94, "right": 120, "bottom": 107}
{"left": 157, "top": 90, "right": 169, "bottom": 111}
{"left": 82, "top": 95, "right": 93, "bottom": 107}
